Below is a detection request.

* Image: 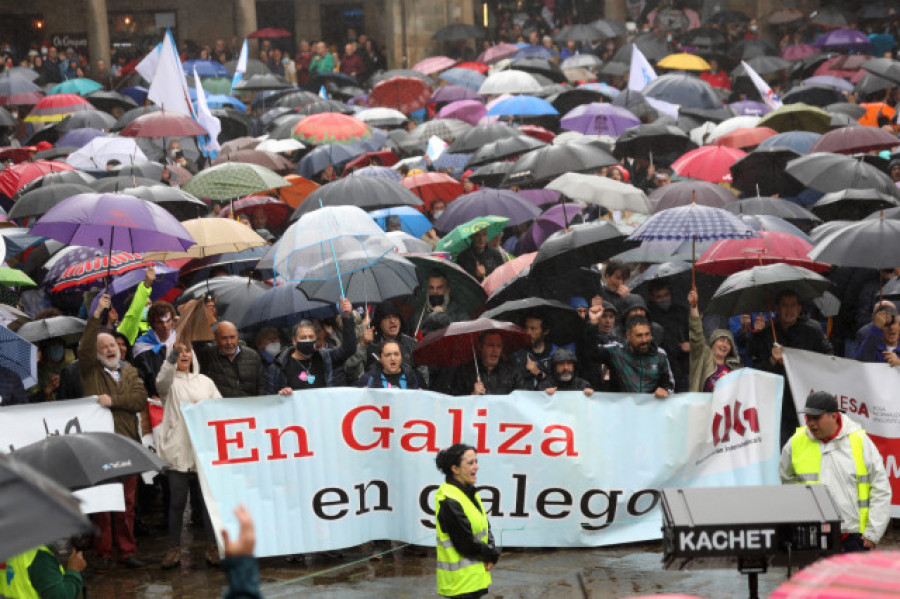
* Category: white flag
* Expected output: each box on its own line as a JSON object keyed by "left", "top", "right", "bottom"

{"left": 628, "top": 46, "right": 657, "bottom": 92}
{"left": 193, "top": 68, "right": 221, "bottom": 155}
{"left": 135, "top": 42, "right": 162, "bottom": 84}
{"left": 231, "top": 39, "right": 248, "bottom": 91}
{"left": 148, "top": 30, "right": 194, "bottom": 117}
{"left": 741, "top": 60, "right": 782, "bottom": 110}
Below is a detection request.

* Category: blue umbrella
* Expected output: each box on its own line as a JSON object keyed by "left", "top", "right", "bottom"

{"left": 56, "top": 128, "right": 106, "bottom": 148}
{"left": 0, "top": 228, "right": 47, "bottom": 256}
{"left": 868, "top": 33, "right": 896, "bottom": 56}
{"left": 757, "top": 131, "right": 821, "bottom": 154}
{"left": 629, "top": 204, "right": 759, "bottom": 242}
{"left": 296, "top": 143, "right": 366, "bottom": 178}
{"left": 238, "top": 284, "right": 337, "bottom": 330}
{"left": 486, "top": 95, "right": 559, "bottom": 117}
{"left": 439, "top": 68, "right": 486, "bottom": 91}
{"left": 368, "top": 206, "right": 433, "bottom": 238}
{"left": 515, "top": 45, "right": 557, "bottom": 60}
{"left": 728, "top": 100, "right": 772, "bottom": 116}
{"left": 121, "top": 86, "right": 148, "bottom": 106}
{"left": 204, "top": 94, "right": 247, "bottom": 112}
{"left": 349, "top": 165, "right": 403, "bottom": 181}
{"left": 0, "top": 323, "right": 37, "bottom": 388}
{"left": 183, "top": 59, "right": 230, "bottom": 78}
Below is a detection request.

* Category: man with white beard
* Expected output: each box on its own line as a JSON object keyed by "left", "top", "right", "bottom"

{"left": 79, "top": 294, "right": 150, "bottom": 569}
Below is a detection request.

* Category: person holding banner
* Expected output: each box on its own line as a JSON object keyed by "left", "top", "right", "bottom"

{"left": 434, "top": 444, "right": 500, "bottom": 599}
{"left": 779, "top": 391, "right": 891, "bottom": 552}
{"left": 687, "top": 289, "right": 742, "bottom": 392}
{"left": 357, "top": 340, "right": 424, "bottom": 389}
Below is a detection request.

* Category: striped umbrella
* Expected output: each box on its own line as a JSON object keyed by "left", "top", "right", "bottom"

{"left": 24, "top": 94, "right": 93, "bottom": 123}
{"left": 49, "top": 251, "right": 148, "bottom": 292}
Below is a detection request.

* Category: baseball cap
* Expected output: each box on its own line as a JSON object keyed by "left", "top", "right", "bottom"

{"left": 799, "top": 391, "right": 842, "bottom": 416}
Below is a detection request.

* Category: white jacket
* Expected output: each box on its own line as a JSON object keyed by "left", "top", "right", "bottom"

{"left": 779, "top": 416, "right": 892, "bottom": 544}
{"left": 156, "top": 353, "right": 221, "bottom": 472}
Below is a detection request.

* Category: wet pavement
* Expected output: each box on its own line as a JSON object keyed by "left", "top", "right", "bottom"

{"left": 83, "top": 507, "right": 900, "bottom": 598}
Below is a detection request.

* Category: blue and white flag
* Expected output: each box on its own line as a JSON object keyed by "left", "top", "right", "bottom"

{"left": 741, "top": 60, "right": 782, "bottom": 110}
{"left": 231, "top": 39, "right": 248, "bottom": 91}
{"left": 193, "top": 68, "right": 221, "bottom": 157}
{"left": 135, "top": 42, "right": 162, "bottom": 83}
{"left": 628, "top": 46, "right": 657, "bottom": 92}
{"left": 319, "top": 85, "right": 329, "bottom": 100}
{"left": 147, "top": 29, "right": 194, "bottom": 117}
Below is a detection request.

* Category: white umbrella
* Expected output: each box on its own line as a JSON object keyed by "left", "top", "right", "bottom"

{"left": 546, "top": 172, "right": 652, "bottom": 213}
{"left": 478, "top": 70, "right": 542, "bottom": 95}
{"left": 255, "top": 138, "right": 305, "bottom": 154}
{"left": 65, "top": 136, "right": 147, "bottom": 169}
{"left": 355, "top": 107, "right": 409, "bottom": 128}
{"left": 707, "top": 115, "right": 761, "bottom": 142}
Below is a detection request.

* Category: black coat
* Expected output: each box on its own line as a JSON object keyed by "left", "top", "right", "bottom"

{"left": 196, "top": 344, "right": 267, "bottom": 397}
{"left": 452, "top": 359, "right": 524, "bottom": 396}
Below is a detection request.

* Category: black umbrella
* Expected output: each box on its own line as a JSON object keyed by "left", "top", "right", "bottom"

{"left": 503, "top": 143, "right": 617, "bottom": 187}
{"left": 13, "top": 170, "right": 96, "bottom": 198}
{"left": 275, "top": 90, "right": 322, "bottom": 109}
{"left": 732, "top": 55, "right": 792, "bottom": 76}
{"left": 432, "top": 23, "right": 487, "bottom": 41}
{"left": 17, "top": 316, "right": 85, "bottom": 344}
{"left": 554, "top": 24, "right": 608, "bottom": 43}
{"left": 407, "top": 255, "right": 486, "bottom": 325}
{"left": 0, "top": 106, "right": 16, "bottom": 127}
{"left": 32, "top": 146, "right": 78, "bottom": 161}
{"left": 465, "top": 135, "right": 547, "bottom": 168}
{"left": 267, "top": 113, "right": 305, "bottom": 139}
{"left": 531, "top": 221, "right": 637, "bottom": 276}
{"left": 861, "top": 57, "right": 900, "bottom": 85}
{"left": 233, "top": 73, "right": 291, "bottom": 91}
{"left": 613, "top": 122, "right": 697, "bottom": 160}
{"left": 628, "top": 260, "right": 693, "bottom": 292}
{"left": 212, "top": 108, "right": 252, "bottom": 141}
{"left": 589, "top": 18, "right": 627, "bottom": 38}
{"left": 89, "top": 176, "right": 161, "bottom": 193}
{"left": 447, "top": 123, "right": 523, "bottom": 154}
{"left": 291, "top": 177, "right": 423, "bottom": 221}
{"left": 723, "top": 196, "right": 821, "bottom": 225}
{"left": 510, "top": 58, "right": 567, "bottom": 83}
{"left": 811, "top": 188, "right": 900, "bottom": 221}
{"left": 8, "top": 183, "right": 94, "bottom": 222}
{"left": 294, "top": 99, "right": 355, "bottom": 116}
{"left": 486, "top": 265, "right": 605, "bottom": 308}
{"left": 729, "top": 147, "right": 804, "bottom": 197}
{"left": 406, "top": 118, "right": 474, "bottom": 150}
{"left": 811, "top": 6, "right": 855, "bottom": 28}
{"left": 826, "top": 102, "right": 867, "bottom": 119}
{"left": 0, "top": 453, "right": 93, "bottom": 563}
{"left": 298, "top": 251, "right": 418, "bottom": 305}
{"left": 112, "top": 105, "right": 162, "bottom": 131}
{"left": 238, "top": 284, "right": 337, "bottom": 330}
{"left": 786, "top": 153, "right": 899, "bottom": 196}
{"left": 854, "top": 72, "right": 896, "bottom": 96}
{"left": 642, "top": 73, "right": 722, "bottom": 110}
{"left": 649, "top": 180, "right": 737, "bottom": 212}
{"left": 597, "top": 60, "right": 630, "bottom": 78}
{"left": 482, "top": 297, "right": 585, "bottom": 345}
{"left": 11, "top": 432, "right": 167, "bottom": 491}
{"left": 85, "top": 90, "right": 139, "bottom": 114}
{"left": 177, "top": 276, "right": 269, "bottom": 324}
{"left": 122, "top": 185, "right": 208, "bottom": 221}
{"left": 611, "top": 34, "right": 673, "bottom": 63}
{"left": 706, "top": 263, "right": 831, "bottom": 317}
{"left": 57, "top": 110, "right": 117, "bottom": 132}
{"left": 114, "top": 161, "right": 189, "bottom": 184}
{"left": 781, "top": 84, "right": 843, "bottom": 107}
{"left": 808, "top": 217, "right": 900, "bottom": 269}
{"left": 306, "top": 71, "right": 359, "bottom": 92}
{"left": 469, "top": 161, "right": 514, "bottom": 187}
{"left": 549, "top": 88, "right": 605, "bottom": 116}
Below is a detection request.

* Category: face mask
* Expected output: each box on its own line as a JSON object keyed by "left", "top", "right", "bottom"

{"left": 295, "top": 340, "right": 316, "bottom": 356}
{"left": 49, "top": 345, "right": 65, "bottom": 362}
{"left": 265, "top": 342, "right": 281, "bottom": 356}
{"left": 429, "top": 294, "right": 445, "bottom": 306}
{"left": 432, "top": 210, "right": 444, "bottom": 220}
{"left": 655, "top": 300, "right": 672, "bottom": 311}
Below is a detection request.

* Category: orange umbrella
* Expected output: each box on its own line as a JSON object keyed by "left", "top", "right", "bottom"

{"left": 270, "top": 174, "right": 319, "bottom": 208}
{"left": 714, "top": 127, "right": 778, "bottom": 149}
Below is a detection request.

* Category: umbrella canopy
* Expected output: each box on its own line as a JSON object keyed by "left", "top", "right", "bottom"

{"left": 809, "top": 217, "right": 900, "bottom": 269}
{"left": 407, "top": 254, "right": 486, "bottom": 317}
{"left": 368, "top": 206, "right": 433, "bottom": 238}
{"left": 218, "top": 195, "right": 292, "bottom": 230}
{"left": 649, "top": 181, "right": 737, "bottom": 212}
{"left": 65, "top": 137, "right": 148, "bottom": 170}
{"left": 481, "top": 252, "right": 537, "bottom": 296}
{"left": 412, "top": 56, "right": 457, "bottom": 75}
{"left": 757, "top": 130, "right": 822, "bottom": 154}
{"left": 696, "top": 231, "right": 829, "bottom": 275}
{"left": 554, "top": 24, "right": 608, "bottom": 43}
{"left": 24, "top": 94, "right": 93, "bottom": 122}
{"left": 486, "top": 95, "right": 558, "bottom": 118}
{"left": 478, "top": 70, "right": 542, "bottom": 95}
{"left": 546, "top": 172, "right": 652, "bottom": 213}
{"left": 560, "top": 103, "right": 639, "bottom": 136}
{"left": 642, "top": 73, "right": 721, "bottom": 110}
{"left": 431, "top": 84, "right": 479, "bottom": 103}
{"left": 239, "top": 284, "right": 337, "bottom": 330}
{"left": 482, "top": 297, "right": 584, "bottom": 345}
{"left": 723, "top": 196, "right": 821, "bottom": 224}
{"left": 7, "top": 183, "right": 94, "bottom": 222}
{"left": 291, "top": 176, "right": 423, "bottom": 220}
{"left": 671, "top": 145, "right": 747, "bottom": 184}
{"left": 56, "top": 127, "right": 106, "bottom": 148}
{"left": 233, "top": 73, "right": 291, "bottom": 91}
{"left": 144, "top": 217, "right": 267, "bottom": 261}
{"left": 122, "top": 185, "right": 207, "bottom": 222}
{"left": 85, "top": 90, "right": 139, "bottom": 114}
{"left": 368, "top": 76, "right": 432, "bottom": 114}
{"left": 400, "top": 172, "right": 463, "bottom": 211}
{"left": 178, "top": 275, "right": 269, "bottom": 323}
{"left": 519, "top": 203, "right": 584, "bottom": 253}
{"left": 503, "top": 142, "right": 617, "bottom": 187}
{"left": 613, "top": 122, "right": 698, "bottom": 160}
{"left": 446, "top": 123, "right": 522, "bottom": 153}
{"left": 181, "top": 162, "right": 289, "bottom": 200}
{"left": 48, "top": 78, "right": 103, "bottom": 96}
{"left": 118, "top": 110, "right": 208, "bottom": 138}
{"left": 705, "top": 263, "right": 831, "bottom": 316}
{"left": 0, "top": 160, "right": 76, "bottom": 198}
{"left": 413, "top": 317, "right": 529, "bottom": 367}
{"left": 298, "top": 250, "right": 418, "bottom": 304}
{"left": 631, "top": 203, "right": 759, "bottom": 243}
{"left": 532, "top": 221, "right": 636, "bottom": 276}
{"left": 812, "top": 188, "right": 900, "bottom": 221}
{"left": 59, "top": 110, "right": 117, "bottom": 132}
{"left": 48, "top": 251, "right": 148, "bottom": 292}
{"left": 478, "top": 43, "right": 521, "bottom": 64}
{"left": 435, "top": 216, "right": 509, "bottom": 256}
{"left": 465, "top": 134, "right": 545, "bottom": 168}
{"left": 183, "top": 59, "right": 229, "bottom": 77}
{"left": 809, "top": 126, "right": 900, "bottom": 154}
{"left": 0, "top": 74, "right": 44, "bottom": 105}
{"left": 439, "top": 68, "right": 487, "bottom": 91}
{"left": 0, "top": 323, "right": 37, "bottom": 387}
{"left": 436, "top": 99, "right": 488, "bottom": 125}
{"left": 11, "top": 431, "right": 166, "bottom": 491}
{"left": 757, "top": 103, "right": 832, "bottom": 133}
{"left": 31, "top": 193, "right": 196, "bottom": 254}
{"left": 385, "top": 231, "right": 432, "bottom": 254}
{"left": 714, "top": 127, "right": 778, "bottom": 149}
{"left": 786, "top": 152, "right": 898, "bottom": 195}
{"left": 0, "top": 454, "right": 93, "bottom": 563}
{"left": 769, "top": 549, "right": 900, "bottom": 598}
{"left": 729, "top": 147, "right": 804, "bottom": 197}
{"left": 212, "top": 149, "right": 293, "bottom": 173}
{"left": 292, "top": 112, "right": 371, "bottom": 145}
{"left": 16, "top": 316, "right": 86, "bottom": 344}
{"left": 355, "top": 107, "right": 409, "bottom": 128}
{"left": 657, "top": 53, "right": 711, "bottom": 71}
{"left": 434, "top": 188, "right": 541, "bottom": 231}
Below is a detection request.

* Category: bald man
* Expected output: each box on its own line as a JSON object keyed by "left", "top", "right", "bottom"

{"left": 79, "top": 294, "right": 149, "bottom": 569}
{"left": 195, "top": 321, "right": 267, "bottom": 397}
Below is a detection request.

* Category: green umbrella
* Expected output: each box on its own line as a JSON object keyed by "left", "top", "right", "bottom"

{"left": 757, "top": 103, "right": 831, "bottom": 134}
{"left": 200, "top": 77, "right": 234, "bottom": 95}
{"left": 406, "top": 254, "right": 486, "bottom": 321}
{"left": 48, "top": 78, "right": 103, "bottom": 96}
{"left": 435, "top": 215, "right": 509, "bottom": 257}
{"left": 181, "top": 162, "right": 290, "bottom": 200}
{"left": 0, "top": 267, "right": 36, "bottom": 287}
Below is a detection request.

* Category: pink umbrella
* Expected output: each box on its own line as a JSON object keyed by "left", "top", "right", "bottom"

{"left": 782, "top": 43, "right": 819, "bottom": 61}
{"left": 671, "top": 145, "right": 747, "bottom": 184}
{"left": 412, "top": 56, "right": 457, "bottom": 75}
{"left": 770, "top": 550, "right": 900, "bottom": 598}
{"left": 477, "top": 43, "right": 521, "bottom": 64}
{"left": 436, "top": 99, "right": 486, "bottom": 125}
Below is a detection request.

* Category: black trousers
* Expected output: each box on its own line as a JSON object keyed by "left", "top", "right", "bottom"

{"left": 841, "top": 532, "right": 871, "bottom": 553}
{"left": 167, "top": 470, "right": 215, "bottom": 546}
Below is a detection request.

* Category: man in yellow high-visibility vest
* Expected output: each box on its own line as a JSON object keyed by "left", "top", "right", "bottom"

{"left": 780, "top": 391, "right": 892, "bottom": 552}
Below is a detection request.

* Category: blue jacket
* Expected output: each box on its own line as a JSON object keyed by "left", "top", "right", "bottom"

{"left": 853, "top": 326, "right": 897, "bottom": 364}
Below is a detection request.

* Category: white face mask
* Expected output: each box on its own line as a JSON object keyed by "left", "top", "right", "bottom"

{"left": 432, "top": 210, "right": 444, "bottom": 220}
{"left": 265, "top": 342, "right": 281, "bottom": 355}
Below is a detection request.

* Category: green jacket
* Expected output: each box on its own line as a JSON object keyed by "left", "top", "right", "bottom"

{"left": 309, "top": 53, "right": 335, "bottom": 74}
{"left": 117, "top": 281, "right": 152, "bottom": 344}
{"left": 688, "top": 313, "right": 742, "bottom": 392}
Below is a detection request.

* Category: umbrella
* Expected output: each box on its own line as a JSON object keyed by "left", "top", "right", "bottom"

{"left": 769, "top": 549, "right": 900, "bottom": 598}
{"left": 368, "top": 76, "right": 432, "bottom": 114}
{"left": 120, "top": 185, "right": 206, "bottom": 221}
{"left": 723, "top": 196, "right": 821, "bottom": 224}
{"left": 88, "top": 176, "right": 161, "bottom": 194}
{"left": 657, "top": 53, "right": 711, "bottom": 71}
{"left": 368, "top": 206, "right": 433, "bottom": 238}
{"left": 293, "top": 99, "right": 355, "bottom": 117}
{"left": 407, "top": 254, "right": 486, "bottom": 321}
{"left": 85, "top": 89, "right": 138, "bottom": 113}
{"left": 809, "top": 126, "right": 900, "bottom": 154}
{"left": 714, "top": 127, "right": 778, "bottom": 150}
{"left": 48, "top": 78, "right": 103, "bottom": 96}
{"left": 0, "top": 161, "right": 76, "bottom": 198}
{"left": 532, "top": 221, "right": 635, "bottom": 276}
{"left": 520, "top": 204, "right": 585, "bottom": 253}
{"left": 814, "top": 28, "right": 873, "bottom": 52}
{"left": 238, "top": 284, "right": 336, "bottom": 330}
{"left": 560, "top": 103, "right": 639, "bottom": 136}
{"left": 649, "top": 181, "right": 737, "bottom": 212}
{"left": 431, "top": 84, "right": 479, "bottom": 103}
{"left": 781, "top": 43, "right": 820, "bottom": 61}
{"left": 233, "top": 73, "right": 291, "bottom": 91}
{"left": 17, "top": 316, "right": 86, "bottom": 344}
{"left": 757, "top": 103, "right": 832, "bottom": 134}
{"left": 503, "top": 142, "right": 617, "bottom": 187}
{"left": 291, "top": 176, "right": 422, "bottom": 220}
{"left": 181, "top": 162, "right": 289, "bottom": 200}
{"left": 478, "top": 70, "right": 542, "bottom": 95}
{"left": 212, "top": 149, "right": 292, "bottom": 173}
{"left": 509, "top": 58, "right": 566, "bottom": 83}
{"left": 739, "top": 214, "right": 812, "bottom": 242}
{"left": 545, "top": 172, "right": 651, "bottom": 213}
{"left": 803, "top": 75, "right": 855, "bottom": 93}
{"left": 786, "top": 153, "right": 898, "bottom": 196}
{"left": 117, "top": 110, "right": 208, "bottom": 138}
{"left": 400, "top": 172, "right": 463, "bottom": 211}
{"left": 7, "top": 183, "right": 94, "bottom": 222}
{"left": 465, "top": 135, "right": 545, "bottom": 168}
{"left": 55, "top": 127, "right": 105, "bottom": 148}
{"left": 355, "top": 107, "right": 409, "bottom": 128}
{"left": 860, "top": 57, "right": 900, "bottom": 85}
{"left": 482, "top": 297, "right": 584, "bottom": 345}
{"left": 412, "top": 56, "right": 457, "bottom": 75}
{"left": 642, "top": 73, "right": 721, "bottom": 110}
{"left": 178, "top": 275, "right": 269, "bottom": 323}
{"left": 385, "top": 231, "right": 432, "bottom": 254}
{"left": 0, "top": 323, "right": 37, "bottom": 387}
{"left": 481, "top": 253, "right": 537, "bottom": 296}
{"left": 0, "top": 267, "right": 36, "bottom": 288}
{"left": 611, "top": 35, "right": 673, "bottom": 64}
{"left": 0, "top": 74, "right": 44, "bottom": 105}
{"left": 413, "top": 318, "right": 530, "bottom": 369}
{"left": 486, "top": 95, "right": 558, "bottom": 118}
{"left": 298, "top": 251, "right": 419, "bottom": 305}
{"left": 705, "top": 263, "right": 831, "bottom": 316}
{"left": 811, "top": 189, "right": 900, "bottom": 221}
{"left": 732, "top": 56, "right": 792, "bottom": 77}
{"left": 780, "top": 84, "right": 843, "bottom": 107}
{"left": 434, "top": 188, "right": 540, "bottom": 231}
{"left": 218, "top": 195, "right": 292, "bottom": 230}
{"left": 64, "top": 137, "right": 148, "bottom": 170}
{"left": 183, "top": 59, "right": 229, "bottom": 78}
{"left": 247, "top": 27, "right": 291, "bottom": 38}
{"left": 477, "top": 43, "right": 521, "bottom": 64}
{"left": 435, "top": 216, "right": 509, "bottom": 256}
{"left": 48, "top": 251, "right": 149, "bottom": 292}
{"left": 292, "top": 112, "right": 371, "bottom": 145}
{"left": 446, "top": 123, "right": 522, "bottom": 154}
{"left": 0, "top": 453, "right": 94, "bottom": 563}
{"left": 11, "top": 431, "right": 167, "bottom": 490}
{"left": 469, "top": 161, "right": 514, "bottom": 187}
{"left": 696, "top": 231, "right": 829, "bottom": 275}
{"left": 351, "top": 165, "right": 404, "bottom": 181}
{"left": 58, "top": 110, "right": 117, "bottom": 132}
{"left": 295, "top": 143, "right": 364, "bottom": 178}
{"left": 439, "top": 68, "right": 487, "bottom": 91}
{"left": 143, "top": 217, "right": 266, "bottom": 261}
{"left": 436, "top": 99, "right": 487, "bottom": 125}
{"left": 432, "top": 23, "right": 487, "bottom": 41}
{"left": 757, "top": 130, "right": 822, "bottom": 154}
{"left": 554, "top": 24, "right": 608, "bottom": 43}
{"left": 613, "top": 122, "right": 698, "bottom": 160}
{"left": 728, "top": 100, "right": 773, "bottom": 117}
{"left": 671, "top": 146, "right": 747, "bottom": 184}
{"left": 809, "top": 217, "right": 900, "bottom": 269}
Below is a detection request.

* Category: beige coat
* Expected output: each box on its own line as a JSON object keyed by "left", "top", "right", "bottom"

{"left": 156, "top": 353, "right": 221, "bottom": 472}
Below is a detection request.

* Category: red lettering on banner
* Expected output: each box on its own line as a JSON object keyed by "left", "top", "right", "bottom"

{"left": 541, "top": 425, "right": 578, "bottom": 456}
{"left": 400, "top": 420, "right": 439, "bottom": 452}
{"left": 209, "top": 418, "right": 259, "bottom": 464}
{"left": 264, "top": 425, "right": 314, "bottom": 460}
{"left": 810, "top": 389, "right": 870, "bottom": 419}
{"left": 498, "top": 423, "right": 532, "bottom": 454}
{"left": 342, "top": 405, "right": 391, "bottom": 450}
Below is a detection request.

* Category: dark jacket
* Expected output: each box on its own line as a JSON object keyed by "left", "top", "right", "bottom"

{"left": 509, "top": 345, "right": 554, "bottom": 390}
{"left": 436, "top": 479, "right": 500, "bottom": 564}
{"left": 357, "top": 363, "right": 423, "bottom": 389}
{"left": 56, "top": 360, "right": 84, "bottom": 401}
{"left": 266, "top": 315, "right": 356, "bottom": 392}
{"left": 196, "top": 344, "right": 267, "bottom": 398}
{"left": 452, "top": 358, "right": 524, "bottom": 396}
{"left": 365, "top": 331, "right": 418, "bottom": 371}
{"left": 456, "top": 246, "right": 505, "bottom": 281}
{"left": 648, "top": 302, "right": 690, "bottom": 392}
{"left": 222, "top": 555, "right": 262, "bottom": 599}
{"left": 133, "top": 346, "right": 166, "bottom": 398}
{"left": 537, "top": 373, "right": 593, "bottom": 392}
{"left": 853, "top": 326, "right": 896, "bottom": 364}
{"left": 590, "top": 340, "right": 675, "bottom": 394}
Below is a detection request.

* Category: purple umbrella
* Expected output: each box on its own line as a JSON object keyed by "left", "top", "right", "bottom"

{"left": 728, "top": 100, "right": 772, "bottom": 116}
{"left": 30, "top": 193, "right": 196, "bottom": 256}
{"left": 520, "top": 204, "right": 585, "bottom": 252}
{"left": 518, "top": 189, "right": 561, "bottom": 208}
{"left": 560, "top": 103, "right": 640, "bottom": 135}
{"left": 433, "top": 188, "right": 541, "bottom": 231}
{"left": 813, "top": 29, "right": 873, "bottom": 52}
{"left": 56, "top": 128, "right": 106, "bottom": 148}
{"left": 88, "top": 265, "right": 179, "bottom": 315}
{"left": 436, "top": 99, "right": 487, "bottom": 125}
{"left": 431, "top": 85, "right": 478, "bottom": 103}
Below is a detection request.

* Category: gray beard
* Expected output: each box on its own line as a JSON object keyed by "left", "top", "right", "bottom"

{"left": 558, "top": 372, "right": 573, "bottom": 382}
{"left": 97, "top": 353, "right": 120, "bottom": 370}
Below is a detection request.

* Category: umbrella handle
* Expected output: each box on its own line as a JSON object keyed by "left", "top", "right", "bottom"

{"left": 471, "top": 337, "right": 481, "bottom": 383}
{"left": 319, "top": 199, "right": 346, "bottom": 299}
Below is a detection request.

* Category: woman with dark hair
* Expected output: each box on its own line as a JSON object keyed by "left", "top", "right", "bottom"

{"left": 433, "top": 444, "right": 499, "bottom": 599}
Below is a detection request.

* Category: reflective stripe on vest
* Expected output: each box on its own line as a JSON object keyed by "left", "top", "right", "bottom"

{"left": 0, "top": 546, "right": 61, "bottom": 599}
{"left": 434, "top": 482, "right": 492, "bottom": 597}
{"left": 790, "top": 427, "right": 871, "bottom": 533}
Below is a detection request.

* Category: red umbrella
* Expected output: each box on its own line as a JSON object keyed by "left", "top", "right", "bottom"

{"left": 696, "top": 231, "right": 830, "bottom": 275}
{"left": 671, "top": 145, "right": 747, "bottom": 183}
{"left": 368, "top": 76, "right": 432, "bottom": 114}
{"left": 412, "top": 56, "right": 457, "bottom": 75}
{"left": 247, "top": 28, "right": 292, "bottom": 38}
{"left": 218, "top": 195, "right": 292, "bottom": 230}
{"left": 49, "top": 252, "right": 149, "bottom": 292}
{"left": 517, "top": 124, "right": 556, "bottom": 144}
{"left": 455, "top": 61, "right": 490, "bottom": 74}
{"left": 0, "top": 160, "right": 75, "bottom": 197}
{"left": 291, "top": 112, "right": 371, "bottom": 145}
{"left": 413, "top": 318, "right": 531, "bottom": 368}
{"left": 119, "top": 110, "right": 209, "bottom": 138}
{"left": 714, "top": 127, "right": 778, "bottom": 149}
{"left": 481, "top": 252, "right": 536, "bottom": 296}
{"left": 24, "top": 94, "right": 92, "bottom": 123}
{"left": 809, "top": 125, "right": 900, "bottom": 154}
{"left": 343, "top": 150, "right": 399, "bottom": 172}
{"left": 813, "top": 55, "right": 870, "bottom": 80}
{"left": 400, "top": 172, "right": 464, "bottom": 212}
{"left": 0, "top": 147, "right": 35, "bottom": 164}
{"left": 770, "top": 550, "right": 900, "bottom": 598}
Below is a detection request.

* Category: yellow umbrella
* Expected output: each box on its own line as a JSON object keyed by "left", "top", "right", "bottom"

{"left": 657, "top": 53, "right": 712, "bottom": 72}
{"left": 143, "top": 217, "right": 266, "bottom": 261}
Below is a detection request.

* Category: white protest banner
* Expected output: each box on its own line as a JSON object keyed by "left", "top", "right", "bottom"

{"left": 783, "top": 348, "right": 900, "bottom": 516}
{"left": 0, "top": 397, "right": 124, "bottom": 513}
{"left": 183, "top": 369, "right": 782, "bottom": 557}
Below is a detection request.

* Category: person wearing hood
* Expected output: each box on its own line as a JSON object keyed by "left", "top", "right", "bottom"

{"left": 780, "top": 391, "right": 891, "bottom": 552}
{"left": 362, "top": 301, "right": 420, "bottom": 372}
{"left": 538, "top": 348, "right": 594, "bottom": 396}
{"left": 687, "top": 289, "right": 742, "bottom": 392}
{"left": 616, "top": 294, "right": 666, "bottom": 349}
{"left": 156, "top": 342, "right": 222, "bottom": 569}
{"left": 410, "top": 273, "right": 469, "bottom": 336}
{"left": 648, "top": 281, "right": 690, "bottom": 392}
{"left": 267, "top": 298, "right": 355, "bottom": 393}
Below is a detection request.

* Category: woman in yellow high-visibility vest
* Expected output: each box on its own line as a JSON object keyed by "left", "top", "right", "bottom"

{"left": 434, "top": 443, "right": 500, "bottom": 599}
